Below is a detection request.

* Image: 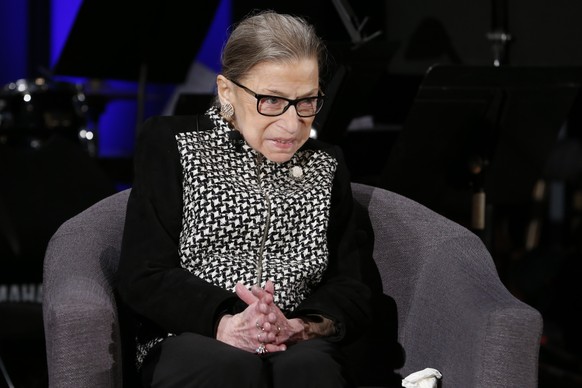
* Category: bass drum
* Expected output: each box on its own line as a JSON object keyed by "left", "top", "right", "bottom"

{"left": 0, "top": 78, "right": 96, "bottom": 156}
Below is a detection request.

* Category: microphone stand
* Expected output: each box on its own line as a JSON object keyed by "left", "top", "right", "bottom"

{"left": 330, "top": 0, "right": 382, "bottom": 48}
{"left": 486, "top": 0, "right": 512, "bottom": 66}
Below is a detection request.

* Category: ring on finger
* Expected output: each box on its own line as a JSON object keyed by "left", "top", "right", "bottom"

{"left": 255, "top": 343, "right": 267, "bottom": 355}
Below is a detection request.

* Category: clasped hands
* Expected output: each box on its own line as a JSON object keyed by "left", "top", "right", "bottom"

{"left": 216, "top": 279, "right": 308, "bottom": 354}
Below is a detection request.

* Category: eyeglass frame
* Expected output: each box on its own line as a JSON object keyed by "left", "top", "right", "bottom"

{"left": 229, "top": 79, "right": 325, "bottom": 117}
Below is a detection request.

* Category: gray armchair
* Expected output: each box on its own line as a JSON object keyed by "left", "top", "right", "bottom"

{"left": 43, "top": 183, "right": 543, "bottom": 387}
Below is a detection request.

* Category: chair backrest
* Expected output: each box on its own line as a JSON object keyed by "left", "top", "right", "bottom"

{"left": 43, "top": 184, "right": 542, "bottom": 388}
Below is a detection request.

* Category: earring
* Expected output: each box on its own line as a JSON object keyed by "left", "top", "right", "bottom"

{"left": 220, "top": 102, "right": 234, "bottom": 119}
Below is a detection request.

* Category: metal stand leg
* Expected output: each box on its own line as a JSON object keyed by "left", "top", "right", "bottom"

{"left": 0, "top": 354, "right": 15, "bottom": 388}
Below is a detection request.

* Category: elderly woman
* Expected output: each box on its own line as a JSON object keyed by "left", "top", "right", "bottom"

{"left": 117, "top": 10, "right": 397, "bottom": 388}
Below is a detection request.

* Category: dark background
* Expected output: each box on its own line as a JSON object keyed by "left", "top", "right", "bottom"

{"left": 1, "top": 0, "right": 582, "bottom": 386}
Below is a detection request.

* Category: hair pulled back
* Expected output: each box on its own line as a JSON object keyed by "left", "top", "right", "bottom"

{"left": 220, "top": 10, "right": 326, "bottom": 83}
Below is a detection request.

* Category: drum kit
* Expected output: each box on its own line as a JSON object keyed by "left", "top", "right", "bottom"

{"left": 0, "top": 77, "right": 97, "bottom": 156}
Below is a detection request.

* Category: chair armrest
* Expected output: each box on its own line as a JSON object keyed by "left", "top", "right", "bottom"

{"left": 43, "top": 266, "right": 121, "bottom": 387}
{"left": 394, "top": 236, "right": 542, "bottom": 388}
{"left": 42, "top": 190, "right": 129, "bottom": 388}
{"left": 352, "top": 183, "right": 543, "bottom": 388}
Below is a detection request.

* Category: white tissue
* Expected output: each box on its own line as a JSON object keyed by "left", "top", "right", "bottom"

{"left": 401, "top": 368, "right": 442, "bottom": 388}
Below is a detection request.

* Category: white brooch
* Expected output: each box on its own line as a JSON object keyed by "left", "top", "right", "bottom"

{"left": 289, "top": 166, "right": 304, "bottom": 181}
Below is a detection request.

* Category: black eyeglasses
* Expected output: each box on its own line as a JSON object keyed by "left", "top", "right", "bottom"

{"left": 230, "top": 79, "right": 324, "bottom": 117}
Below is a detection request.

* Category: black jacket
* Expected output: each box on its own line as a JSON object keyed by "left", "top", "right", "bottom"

{"left": 116, "top": 109, "right": 374, "bottom": 366}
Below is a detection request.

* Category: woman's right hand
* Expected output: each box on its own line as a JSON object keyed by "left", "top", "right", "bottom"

{"left": 215, "top": 283, "right": 287, "bottom": 353}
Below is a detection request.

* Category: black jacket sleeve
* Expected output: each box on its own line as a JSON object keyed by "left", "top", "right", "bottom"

{"left": 116, "top": 116, "right": 238, "bottom": 338}
{"left": 290, "top": 144, "right": 374, "bottom": 344}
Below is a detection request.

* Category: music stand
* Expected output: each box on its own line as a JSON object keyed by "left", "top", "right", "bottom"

{"left": 314, "top": 40, "right": 398, "bottom": 144}
{"left": 51, "top": 0, "right": 220, "bottom": 129}
{"left": 380, "top": 64, "right": 582, "bottom": 245}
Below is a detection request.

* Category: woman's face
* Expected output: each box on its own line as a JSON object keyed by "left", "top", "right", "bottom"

{"left": 217, "top": 58, "right": 319, "bottom": 163}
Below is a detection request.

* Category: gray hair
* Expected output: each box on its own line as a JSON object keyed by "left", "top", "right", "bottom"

{"left": 220, "top": 10, "right": 327, "bottom": 84}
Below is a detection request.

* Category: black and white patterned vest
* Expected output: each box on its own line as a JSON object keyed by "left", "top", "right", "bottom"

{"left": 177, "top": 108, "right": 337, "bottom": 311}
